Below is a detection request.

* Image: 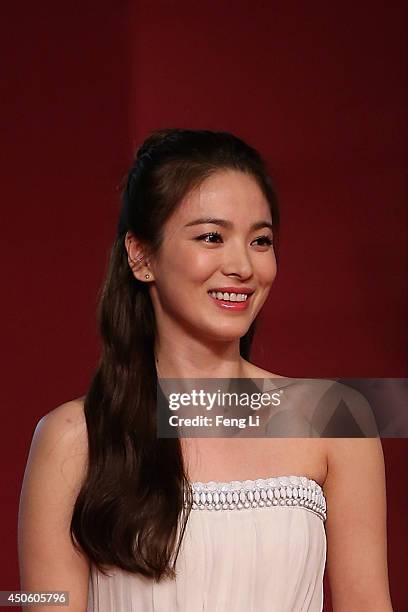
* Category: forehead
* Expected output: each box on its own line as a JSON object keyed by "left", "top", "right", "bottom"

{"left": 176, "top": 169, "right": 271, "bottom": 223}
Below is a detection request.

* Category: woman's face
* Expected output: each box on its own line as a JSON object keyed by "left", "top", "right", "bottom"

{"left": 148, "top": 169, "right": 277, "bottom": 343}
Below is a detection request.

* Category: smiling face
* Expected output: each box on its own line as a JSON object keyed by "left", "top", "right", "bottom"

{"left": 147, "top": 169, "right": 277, "bottom": 344}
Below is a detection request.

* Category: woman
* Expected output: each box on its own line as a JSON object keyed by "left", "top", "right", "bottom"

{"left": 18, "top": 129, "right": 393, "bottom": 611}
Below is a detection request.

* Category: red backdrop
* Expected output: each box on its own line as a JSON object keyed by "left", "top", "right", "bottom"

{"left": 1, "top": 1, "right": 406, "bottom": 610}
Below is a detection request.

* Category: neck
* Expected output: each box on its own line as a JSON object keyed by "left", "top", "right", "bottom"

{"left": 154, "top": 335, "right": 249, "bottom": 380}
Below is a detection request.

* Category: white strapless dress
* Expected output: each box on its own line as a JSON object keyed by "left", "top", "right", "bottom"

{"left": 87, "top": 474, "right": 327, "bottom": 611}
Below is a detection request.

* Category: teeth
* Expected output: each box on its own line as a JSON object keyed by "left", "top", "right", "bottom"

{"left": 209, "top": 291, "right": 249, "bottom": 302}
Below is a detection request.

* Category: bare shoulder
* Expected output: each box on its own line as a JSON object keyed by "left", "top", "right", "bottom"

{"left": 19, "top": 397, "right": 90, "bottom": 607}
{"left": 322, "top": 383, "right": 383, "bottom": 485}
{"left": 323, "top": 436, "right": 386, "bottom": 504}
{"left": 30, "top": 396, "right": 88, "bottom": 493}
{"left": 37, "top": 396, "right": 86, "bottom": 439}
{"left": 332, "top": 381, "right": 379, "bottom": 433}
{"left": 40, "top": 395, "right": 86, "bottom": 428}
{"left": 325, "top": 436, "right": 385, "bottom": 480}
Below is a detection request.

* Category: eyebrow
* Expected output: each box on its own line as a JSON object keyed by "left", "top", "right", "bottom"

{"left": 184, "top": 217, "right": 273, "bottom": 232}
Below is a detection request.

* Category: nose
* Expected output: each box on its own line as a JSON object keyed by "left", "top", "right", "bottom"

{"left": 220, "top": 240, "right": 254, "bottom": 280}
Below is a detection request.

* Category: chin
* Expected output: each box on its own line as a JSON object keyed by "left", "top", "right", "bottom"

{"left": 204, "top": 324, "right": 250, "bottom": 343}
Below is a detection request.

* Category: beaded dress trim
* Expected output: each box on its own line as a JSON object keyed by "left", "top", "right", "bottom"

{"left": 185, "top": 475, "right": 327, "bottom": 522}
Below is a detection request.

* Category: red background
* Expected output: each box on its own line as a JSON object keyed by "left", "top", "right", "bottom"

{"left": 1, "top": 1, "right": 407, "bottom": 609}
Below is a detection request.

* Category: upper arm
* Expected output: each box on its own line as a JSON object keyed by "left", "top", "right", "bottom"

{"left": 324, "top": 437, "right": 393, "bottom": 611}
{"left": 18, "top": 399, "right": 90, "bottom": 612}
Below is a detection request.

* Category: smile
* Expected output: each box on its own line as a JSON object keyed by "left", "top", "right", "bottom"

{"left": 207, "top": 291, "right": 253, "bottom": 311}
{"left": 209, "top": 291, "right": 249, "bottom": 302}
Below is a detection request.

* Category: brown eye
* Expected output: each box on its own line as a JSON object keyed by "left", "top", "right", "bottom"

{"left": 253, "top": 236, "right": 273, "bottom": 246}
{"left": 196, "top": 232, "right": 223, "bottom": 243}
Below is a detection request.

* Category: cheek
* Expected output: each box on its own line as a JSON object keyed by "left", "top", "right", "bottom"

{"left": 257, "top": 255, "right": 277, "bottom": 285}
{"left": 193, "top": 252, "right": 218, "bottom": 274}
{"left": 155, "top": 250, "right": 215, "bottom": 292}
{"left": 176, "top": 249, "right": 218, "bottom": 282}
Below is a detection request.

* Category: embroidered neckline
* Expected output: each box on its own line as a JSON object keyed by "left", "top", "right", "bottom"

{"left": 190, "top": 474, "right": 324, "bottom": 492}
{"left": 186, "top": 474, "right": 327, "bottom": 521}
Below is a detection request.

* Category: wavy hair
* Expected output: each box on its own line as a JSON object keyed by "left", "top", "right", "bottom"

{"left": 70, "top": 128, "right": 280, "bottom": 581}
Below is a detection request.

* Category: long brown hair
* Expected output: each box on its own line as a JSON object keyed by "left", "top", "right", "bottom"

{"left": 71, "top": 128, "right": 280, "bottom": 581}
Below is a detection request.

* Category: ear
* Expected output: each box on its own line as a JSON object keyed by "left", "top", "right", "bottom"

{"left": 124, "top": 231, "right": 154, "bottom": 282}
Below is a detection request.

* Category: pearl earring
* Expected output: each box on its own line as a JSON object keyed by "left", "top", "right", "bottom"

{"left": 145, "top": 274, "right": 150, "bottom": 279}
